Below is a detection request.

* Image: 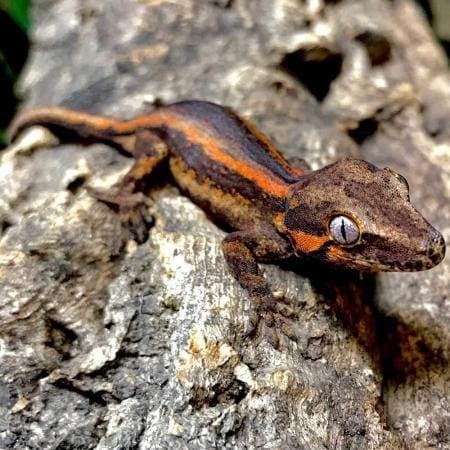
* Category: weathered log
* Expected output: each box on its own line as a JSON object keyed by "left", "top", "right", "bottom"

{"left": 0, "top": 1, "right": 448, "bottom": 448}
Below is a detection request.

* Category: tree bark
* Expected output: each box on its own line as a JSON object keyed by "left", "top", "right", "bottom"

{"left": 0, "top": 0, "right": 448, "bottom": 448}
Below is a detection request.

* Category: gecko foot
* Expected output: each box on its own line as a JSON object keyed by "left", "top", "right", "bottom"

{"left": 87, "top": 187, "right": 154, "bottom": 243}
{"left": 245, "top": 299, "right": 300, "bottom": 349}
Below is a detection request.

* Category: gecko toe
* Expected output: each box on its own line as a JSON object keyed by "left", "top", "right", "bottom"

{"left": 261, "top": 322, "right": 280, "bottom": 349}
{"left": 88, "top": 187, "right": 154, "bottom": 243}
{"left": 275, "top": 301, "right": 297, "bottom": 319}
{"left": 120, "top": 206, "right": 154, "bottom": 243}
{"left": 244, "top": 309, "right": 260, "bottom": 339}
{"left": 243, "top": 310, "right": 280, "bottom": 349}
{"left": 244, "top": 299, "right": 300, "bottom": 349}
{"left": 276, "top": 314, "right": 300, "bottom": 343}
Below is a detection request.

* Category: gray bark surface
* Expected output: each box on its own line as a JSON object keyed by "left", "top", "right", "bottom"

{"left": 0, "top": 0, "right": 449, "bottom": 448}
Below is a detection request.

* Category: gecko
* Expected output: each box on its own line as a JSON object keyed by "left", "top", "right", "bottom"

{"left": 7, "top": 100, "right": 446, "bottom": 347}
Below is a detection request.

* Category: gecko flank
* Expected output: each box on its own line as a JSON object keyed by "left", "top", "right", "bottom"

{"left": 8, "top": 100, "right": 446, "bottom": 347}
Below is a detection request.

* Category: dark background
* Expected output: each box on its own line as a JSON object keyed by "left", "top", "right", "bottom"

{"left": 0, "top": 0, "right": 29, "bottom": 145}
{"left": 0, "top": 0, "right": 448, "bottom": 147}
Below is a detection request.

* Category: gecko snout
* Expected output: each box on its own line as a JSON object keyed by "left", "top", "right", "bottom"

{"left": 425, "top": 229, "right": 446, "bottom": 265}
{"left": 411, "top": 228, "right": 447, "bottom": 271}
{"left": 393, "top": 227, "right": 446, "bottom": 272}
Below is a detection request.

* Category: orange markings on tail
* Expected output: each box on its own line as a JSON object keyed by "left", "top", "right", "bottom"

{"left": 8, "top": 107, "right": 125, "bottom": 142}
{"left": 11, "top": 106, "right": 291, "bottom": 199}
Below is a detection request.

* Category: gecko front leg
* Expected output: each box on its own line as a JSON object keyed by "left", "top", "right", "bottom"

{"left": 89, "top": 129, "right": 169, "bottom": 242}
{"left": 222, "top": 224, "right": 296, "bottom": 348}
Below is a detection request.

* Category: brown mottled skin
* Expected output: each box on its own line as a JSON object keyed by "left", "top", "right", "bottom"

{"left": 8, "top": 100, "right": 446, "bottom": 347}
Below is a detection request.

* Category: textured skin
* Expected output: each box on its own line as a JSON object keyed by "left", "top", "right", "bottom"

{"left": 9, "top": 100, "right": 446, "bottom": 346}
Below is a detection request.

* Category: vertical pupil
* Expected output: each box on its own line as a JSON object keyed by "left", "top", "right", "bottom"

{"left": 329, "top": 216, "right": 359, "bottom": 245}
{"left": 340, "top": 218, "right": 347, "bottom": 243}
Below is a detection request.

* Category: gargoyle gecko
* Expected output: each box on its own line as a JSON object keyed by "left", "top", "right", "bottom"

{"left": 8, "top": 100, "right": 446, "bottom": 347}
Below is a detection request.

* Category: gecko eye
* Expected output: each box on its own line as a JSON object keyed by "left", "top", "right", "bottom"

{"left": 329, "top": 215, "right": 360, "bottom": 246}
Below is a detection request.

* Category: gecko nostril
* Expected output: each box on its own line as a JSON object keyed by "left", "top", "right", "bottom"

{"left": 425, "top": 231, "right": 446, "bottom": 262}
{"left": 431, "top": 232, "right": 442, "bottom": 244}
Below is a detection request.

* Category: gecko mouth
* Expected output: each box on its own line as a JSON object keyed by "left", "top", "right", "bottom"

{"left": 325, "top": 254, "right": 436, "bottom": 272}
{"left": 325, "top": 232, "right": 445, "bottom": 272}
{"left": 324, "top": 226, "right": 446, "bottom": 272}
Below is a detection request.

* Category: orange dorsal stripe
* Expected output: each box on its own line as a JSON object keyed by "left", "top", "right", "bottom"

{"left": 12, "top": 107, "right": 291, "bottom": 198}
{"left": 124, "top": 112, "right": 290, "bottom": 198}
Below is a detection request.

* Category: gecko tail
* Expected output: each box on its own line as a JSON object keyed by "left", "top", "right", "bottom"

{"left": 7, "top": 106, "right": 136, "bottom": 153}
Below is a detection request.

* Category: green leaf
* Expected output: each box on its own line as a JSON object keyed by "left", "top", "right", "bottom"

{"left": 1, "top": 0, "right": 30, "bottom": 31}
{"left": 0, "top": 50, "right": 16, "bottom": 80}
{"left": 0, "top": 129, "right": 6, "bottom": 148}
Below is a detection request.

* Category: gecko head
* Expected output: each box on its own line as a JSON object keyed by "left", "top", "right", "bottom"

{"left": 283, "top": 159, "right": 445, "bottom": 272}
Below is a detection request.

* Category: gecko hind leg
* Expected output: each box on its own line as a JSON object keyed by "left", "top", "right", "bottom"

{"left": 222, "top": 225, "right": 298, "bottom": 348}
{"left": 89, "top": 129, "right": 169, "bottom": 243}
